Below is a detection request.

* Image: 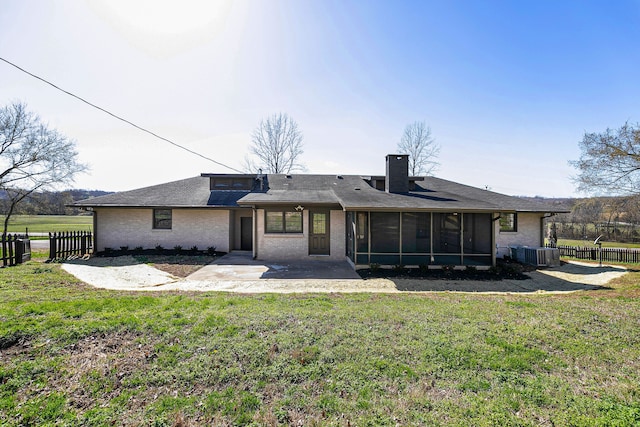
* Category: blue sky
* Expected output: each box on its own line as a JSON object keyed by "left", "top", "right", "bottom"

{"left": 1, "top": 0, "right": 639, "bottom": 197}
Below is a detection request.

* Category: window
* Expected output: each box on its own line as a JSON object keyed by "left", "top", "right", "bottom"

{"left": 210, "top": 177, "right": 253, "bottom": 190}
{"left": 312, "top": 213, "right": 327, "bottom": 234}
{"left": 153, "top": 209, "right": 172, "bottom": 230}
{"left": 265, "top": 210, "right": 303, "bottom": 233}
{"left": 499, "top": 213, "right": 517, "bottom": 232}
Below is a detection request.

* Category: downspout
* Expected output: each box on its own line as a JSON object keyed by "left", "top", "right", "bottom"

{"left": 541, "top": 213, "right": 555, "bottom": 247}
{"left": 252, "top": 207, "right": 258, "bottom": 260}
{"left": 491, "top": 213, "right": 502, "bottom": 266}
{"left": 429, "top": 212, "right": 434, "bottom": 264}
{"left": 92, "top": 209, "right": 97, "bottom": 253}
{"left": 367, "top": 211, "right": 371, "bottom": 264}
{"left": 460, "top": 212, "right": 464, "bottom": 266}
{"left": 399, "top": 212, "right": 403, "bottom": 265}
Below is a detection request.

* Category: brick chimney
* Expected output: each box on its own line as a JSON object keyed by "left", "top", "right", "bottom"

{"left": 385, "top": 154, "right": 409, "bottom": 193}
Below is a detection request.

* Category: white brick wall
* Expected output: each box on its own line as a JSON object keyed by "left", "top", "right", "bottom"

{"left": 495, "top": 212, "right": 543, "bottom": 258}
{"left": 94, "top": 208, "right": 230, "bottom": 252}
{"left": 255, "top": 209, "right": 346, "bottom": 261}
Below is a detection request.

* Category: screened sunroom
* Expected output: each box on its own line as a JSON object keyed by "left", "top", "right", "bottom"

{"left": 346, "top": 211, "right": 494, "bottom": 267}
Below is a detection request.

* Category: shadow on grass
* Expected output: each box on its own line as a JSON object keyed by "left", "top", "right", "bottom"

{"left": 388, "top": 277, "right": 613, "bottom": 293}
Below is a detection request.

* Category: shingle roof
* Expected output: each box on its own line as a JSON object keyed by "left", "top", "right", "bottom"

{"left": 73, "top": 176, "right": 249, "bottom": 208}
{"left": 239, "top": 174, "right": 567, "bottom": 213}
{"left": 73, "top": 174, "right": 568, "bottom": 213}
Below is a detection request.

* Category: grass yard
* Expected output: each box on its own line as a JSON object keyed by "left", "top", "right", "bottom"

{"left": 1, "top": 253, "right": 639, "bottom": 426}
{"left": 2, "top": 215, "right": 92, "bottom": 234}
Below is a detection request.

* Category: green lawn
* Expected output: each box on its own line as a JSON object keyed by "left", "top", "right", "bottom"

{"left": 2, "top": 215, "right": 92, "bottom": 234}
{"left": 1, "top": 256, "right": 639, "bottom": 426}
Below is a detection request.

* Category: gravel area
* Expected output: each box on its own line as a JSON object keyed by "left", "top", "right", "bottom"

{"left": 61, "top": 256, "right": 628, "bottom": 294}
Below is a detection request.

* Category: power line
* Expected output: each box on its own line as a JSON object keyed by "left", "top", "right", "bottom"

{"left": 0, "top": 56, "right": 245, "bottom": 173}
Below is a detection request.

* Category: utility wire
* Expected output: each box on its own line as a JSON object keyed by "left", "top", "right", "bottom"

{"left": 0, "top": 56, "right": 245, "bottom": 173}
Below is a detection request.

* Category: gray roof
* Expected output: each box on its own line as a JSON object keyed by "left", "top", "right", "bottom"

{"left": 73, "top": 176, "right": 249, "bottom": 208}
{"left": 239, "top": 174, "right": 567, "bottom": 212}
{"left": 73, "top": 174, "right": 568, "bottom": 213}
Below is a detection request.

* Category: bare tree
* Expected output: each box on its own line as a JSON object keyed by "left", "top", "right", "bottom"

{"left": 244, "top": 113, "right": 305, "bottom": 174}
{"left": 397, "top": 121, "right": 440, "bottom": 176}
{"left": 1, "top": 101, "right": 87, "bottom": 234}
{"left": 571, "top": 198, "right": 604, "bottom": 240}
{"left": 571, "top": 121, "right": 640, "bottom": 195}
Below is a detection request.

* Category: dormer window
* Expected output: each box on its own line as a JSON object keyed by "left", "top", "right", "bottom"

{"left": 209, "top": 177, "right": 253, "bottom": 190}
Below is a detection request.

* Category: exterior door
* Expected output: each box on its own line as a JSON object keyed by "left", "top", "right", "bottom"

{"left": 309, "top": 210, "right": 330, "bottom": 255}
{"left": 440, "top": 213, "right": 461, "bottom": 253}
{"left": 240, "top": 217, "right": 253, "bottom": 251}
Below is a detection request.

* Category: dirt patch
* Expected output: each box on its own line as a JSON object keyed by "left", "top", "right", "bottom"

{"left": 59, "top": 332, "right": 154, "bottom": 411}
{"left": 132, "top": 254, "right": 219, "bottom": 278}
{"left": 3, "top": 332, "right": 176, "bottom": 425}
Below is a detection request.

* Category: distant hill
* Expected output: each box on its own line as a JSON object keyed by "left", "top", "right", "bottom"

{"left": 0, "top": 189, "right": 114, "bottom": 215}
{"left": 67, "top": 189, "right": 113, "bottom": 202}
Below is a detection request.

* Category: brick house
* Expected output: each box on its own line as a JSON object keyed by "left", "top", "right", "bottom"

{"left": 74, "top": 155, "right": 566, "bottom": 268}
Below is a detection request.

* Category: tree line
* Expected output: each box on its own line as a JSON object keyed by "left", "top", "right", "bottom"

{"left": 549, "top": 196, "right": 640, "bottom": 243}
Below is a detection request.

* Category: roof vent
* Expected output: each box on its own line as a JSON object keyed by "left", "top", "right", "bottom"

{"left": 336, "top": 175, "right": 343, "bottom": 179}
{"left": 354, "top": 187, "right": 361, "bottom": 191}
{"left": 286, "top": 175, "right": 292, "bottom": 179}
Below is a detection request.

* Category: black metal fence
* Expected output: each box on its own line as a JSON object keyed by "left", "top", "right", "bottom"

{"left": 49, "top": 231, "right": 93, "bottom": 260}
{"left": 547, "top": 244, "right": 640, "bottom": 264}
{"left": 1, "top": 234, "right": 31, "bottom": 267}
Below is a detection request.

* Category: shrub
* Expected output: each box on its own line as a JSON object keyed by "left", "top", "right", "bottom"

{"left": 501, "top": 262, "right": 524, "bottom": 278}
{"left": 190, "top": 245, "right": 199, "bottom": 253}
{"left": 119, "top": 245, "right": 129, "bottom": 253}
{"left": 442, "top": 264, "right": 455, "bottom": 275}
{"left": 173, "top": 245, "right": 183, "bottom": 253}
{"left": 370, "top": 263, "right": 380, "bottom": 272}
{"left": 207, "top": 246, "right": 217, "bottom": 256}
{"left": 488, "top": 265, "right": 501, "bottom": 276}
{"left": 155, "top": 244, "right": 164, "bottom": 253}
{"left": 465, "top": 265, "right": 477, "bottom": 273}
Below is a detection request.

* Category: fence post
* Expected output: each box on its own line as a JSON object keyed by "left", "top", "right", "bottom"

{"left": 8, "top": 234, "right": 15, "bottom": 266}
{"left": 1, "top": 234, "right": 6, "bottom": 267}
{"left": 49, "top": 232, "right": 56, "bottom": 260}
{"left": 81, "top": 231, "right": 86, "bottom": 255}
